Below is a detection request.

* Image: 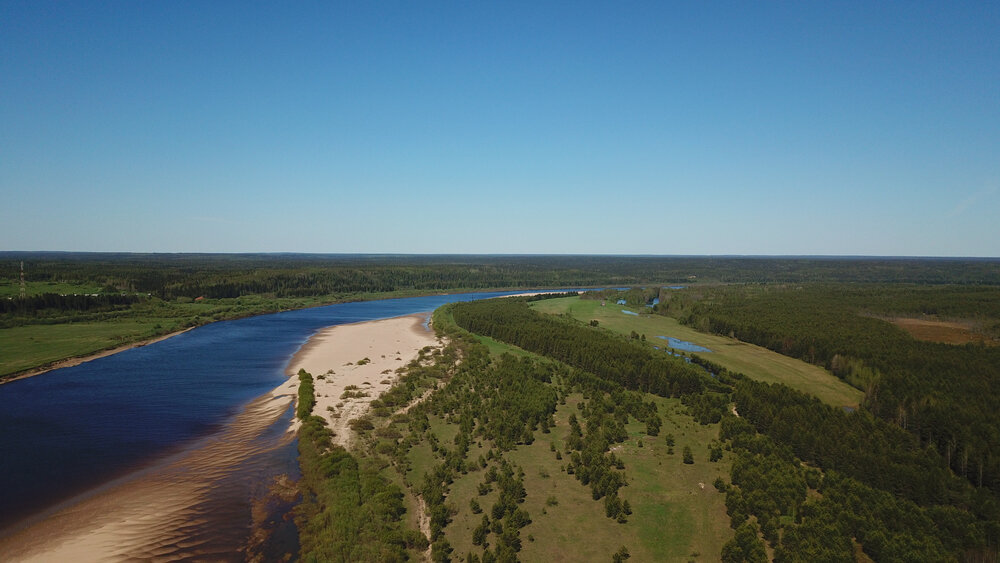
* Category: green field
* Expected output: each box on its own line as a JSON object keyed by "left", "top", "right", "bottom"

{"left": 531, "top": 296, "right": 862, "bottom": 408}
{"left": 517, "top": 394, "right": 731, "bottom": 562}
{"left": 0, "top": 292, "right": 416, "bottom": 379}
{"left": 435, "top": 392, "right": 732, "bottom": 562}
{"left": 388, "top": 307, "right": 737, "bottom": 561}
{"left": 0, "top": 298, "right": 234, "bottom": 377}
{"left": 0, "top": 319, "right": 185, "bottom": 375}
{"left": 0, "top": 280, "right": 106, "bottom": 298}
{"left": 442, "top": 307, "right": 732, "bottom": 557}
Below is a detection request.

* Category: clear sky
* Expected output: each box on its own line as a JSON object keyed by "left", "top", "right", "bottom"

{"left": 2, "top": 2, "right": 998, "bottom": 256}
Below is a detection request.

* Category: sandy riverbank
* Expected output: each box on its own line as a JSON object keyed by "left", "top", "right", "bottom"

{"left": 273, "top": 313, "right": 441, "bottom": 447}
{"left": 2, "top": 290, "right": 571, "bottom": 385}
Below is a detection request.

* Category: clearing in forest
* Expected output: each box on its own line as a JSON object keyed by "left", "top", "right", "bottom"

{"left": 437, "top": 393, "right": 732, "bottom": 562}
{"left": 888, "top": 317, "right": 994, "bottom": 346}
{"left": 531, "top": 296, "right": 863, "bottom": 408}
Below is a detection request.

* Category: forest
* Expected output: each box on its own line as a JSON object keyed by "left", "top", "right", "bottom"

{"left": 448, "top": 296, "right": 999, "bottom": 561}
{"left": 6, "top": 254, "right": 1000, "bottom": 559}
{"left": 664, "top": 284, "right": 1000, "bottom": 497}
{"left": 3, "top": 253, "right": 1000, "bottom": 303}
{"left": 291, "top": 288, "right": 999, "bottom": 561}
{"left": 4, "top": 253, "right": 993, "bottom": 380}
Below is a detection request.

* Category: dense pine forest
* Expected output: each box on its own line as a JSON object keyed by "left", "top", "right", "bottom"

{"left": 447, "top": 296, "right": 1000, "bottom": 561}
{"left": 662, "top": 284, "right": 1000, "bottom": 497}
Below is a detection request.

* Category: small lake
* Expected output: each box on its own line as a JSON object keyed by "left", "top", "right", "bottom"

{"left": 655, "top": 335, "right": 712, "bottom": 353}
{"left": 621, "top": 309, "right": 639, "bottom": 316}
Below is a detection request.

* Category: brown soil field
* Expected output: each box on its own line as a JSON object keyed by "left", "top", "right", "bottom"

{"left": 890, "top": 317, "right": 993, "bottom": 345}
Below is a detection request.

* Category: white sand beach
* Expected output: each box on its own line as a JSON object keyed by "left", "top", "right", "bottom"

{"left": 273, "top": 313, "right": 441, "bottom": 447}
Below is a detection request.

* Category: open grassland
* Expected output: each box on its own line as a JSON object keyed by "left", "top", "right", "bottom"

{"left": 1, "top": 291, "right": 446, "bottom": 380}
{"left": 513, "top": 394, "right": 731, "bottom": 562}
{"left": 433, "top": 391, "right": 733, "bottom": 562}
{"left": 475, "top": 333, "right": 534, "bottom": 359}
{"left": 532, "top": 296, "right": 862, "bottom": 408}
{"left": 0, "top": 280, "right": 106, "bottom": 298}
{"left": 0, "top": 297, "right": 236, "bottom": 378}
{"left": 0, "top": 318, "right": 183, "bottom": 376}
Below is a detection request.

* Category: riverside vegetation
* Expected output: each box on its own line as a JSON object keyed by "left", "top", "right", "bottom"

{"left": 3, "top": 253, "right": 998, "bottom": 378}
{"left": 7, "top": 254, "right": 1000, "bottom": 559}
{"left": 293, "top": 289, "right": 1000, "bottom": 561}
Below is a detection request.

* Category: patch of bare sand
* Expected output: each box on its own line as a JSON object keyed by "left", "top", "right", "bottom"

{"left": 274, "top": 313, "right": 441, "bottom": 448}
{"left": 888, "top": 317, "right": 994, "bottom": 345}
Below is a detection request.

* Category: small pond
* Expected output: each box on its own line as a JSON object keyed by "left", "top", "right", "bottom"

{"left": 655, "top": 335, "right": 712, "bottom": 353}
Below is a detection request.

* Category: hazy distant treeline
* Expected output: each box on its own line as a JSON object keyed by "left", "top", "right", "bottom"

{"left": 3, "top": 253, "right": 1000, "bottom": 302}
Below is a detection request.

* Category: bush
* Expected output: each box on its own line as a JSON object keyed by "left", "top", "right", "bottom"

{"left": 297, "top": 369, "right": 315, "bottom": 419}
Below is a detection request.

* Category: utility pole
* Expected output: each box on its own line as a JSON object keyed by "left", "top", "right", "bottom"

{"left": 20, "top": 261, "right": 26, "bottom": 299}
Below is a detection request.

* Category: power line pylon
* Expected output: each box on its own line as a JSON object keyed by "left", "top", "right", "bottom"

{"left": 20, "top": 261, "right": 26, "bottom": 299}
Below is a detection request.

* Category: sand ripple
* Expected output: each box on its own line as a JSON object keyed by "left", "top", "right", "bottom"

{"left": 0, "top": 391, "right": 296, "bottom": 562}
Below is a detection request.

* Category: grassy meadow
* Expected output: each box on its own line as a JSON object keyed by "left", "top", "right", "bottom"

{"left": 1, "top": 290, "right": 442, "bottom": 379}
{"left": 389, "top": 318, "right": 734, "bottom": 562}
{"left": 0, "top": 319, "right": 182, "bottom": 375}
{"left": 0, "top": 280, "right": 105, "bottom": 298}
{"left": 406, "top": 390, "right": 734, "bottom": 562}
{"left": 531, "top": 296, "right": 862, "bottom": 408}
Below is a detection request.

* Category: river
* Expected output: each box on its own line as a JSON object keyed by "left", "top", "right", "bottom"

{"left": 0, "top": 290, "right": 558, "bottom": 559}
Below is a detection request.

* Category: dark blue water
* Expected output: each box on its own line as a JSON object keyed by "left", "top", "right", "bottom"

{"left": 0, "top": 290, "right": 545, "bottom": 531}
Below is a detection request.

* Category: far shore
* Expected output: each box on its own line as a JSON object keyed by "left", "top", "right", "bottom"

{"left": 1, "top": 328, "right": 193, "bottom": 385}
{"left": 2, "top": 288, "right": 584, "bottom": 385}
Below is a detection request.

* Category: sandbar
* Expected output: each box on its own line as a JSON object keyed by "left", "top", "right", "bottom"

{"left": 273, "top": 313, "right": 441, "bottom": 447}
{"left": 0, "top": 314, "right": 441, "bottom": 560}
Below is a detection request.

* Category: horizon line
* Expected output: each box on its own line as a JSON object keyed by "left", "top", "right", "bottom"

{"left": 2, "top": 251, "right": 999, "bottom": 261}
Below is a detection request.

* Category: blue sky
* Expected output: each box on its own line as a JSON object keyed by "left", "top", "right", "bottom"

{"left": 2, "top": 2, "right": 998, "bottom": 256}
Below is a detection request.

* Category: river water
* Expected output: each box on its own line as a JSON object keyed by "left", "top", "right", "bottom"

{"left": 0, "top": 290, "right": 550, "bottom": 559}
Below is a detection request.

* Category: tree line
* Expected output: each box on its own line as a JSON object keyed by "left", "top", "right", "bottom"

{"left": 294, "top": 370, "right": 425, "bottom": 561}
{"left": 5, "top": 253, "right": 1000, "bottom": 303}
{"left": 673, "top": 283, "right": 1000, "bottom": 496}
{"left": 448, "top": 294, "right": 999, "bottom": 560}
{"left": 449, "top": 298, "right": 719, "bottom": 398}
{"left": 0, "top": 292, "right": 142, "bottom": 315}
